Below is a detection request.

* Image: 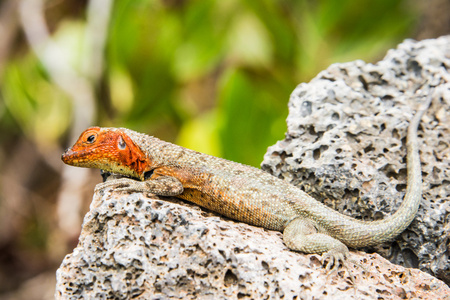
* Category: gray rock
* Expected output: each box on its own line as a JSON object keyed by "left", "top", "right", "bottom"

{"left": 261, "top": 36, "right": 450, "bottom": 285}
{"left": 56, "top": 192, "right": 450, "bottom": 299}
{"left": 56, "top": 36, "right": 450, "bottom": 299}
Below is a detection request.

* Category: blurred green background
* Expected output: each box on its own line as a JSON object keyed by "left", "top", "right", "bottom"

{"left": 0, "top": 0, "right": 448, "bottom": 298}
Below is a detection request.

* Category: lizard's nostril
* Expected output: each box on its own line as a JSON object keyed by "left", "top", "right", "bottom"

{"left": 61, "top": 148, "right": 72, "bottom": 161}
{"left": 63, "top": 148, "right": 74, "bottom": 154}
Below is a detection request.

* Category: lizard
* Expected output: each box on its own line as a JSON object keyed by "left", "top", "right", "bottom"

{"left": 61, "top": 94, "right": 432, "bottom": 275}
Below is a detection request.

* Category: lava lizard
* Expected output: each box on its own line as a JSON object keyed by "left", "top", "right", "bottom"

{"left": 61, "top": 95, "right": 431, "bottom": 272}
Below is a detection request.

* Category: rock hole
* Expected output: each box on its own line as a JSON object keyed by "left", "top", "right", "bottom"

{"left": 402, "top": 248, "right": 419, "bottom": 268}
{"left": 331, "top": 112, "right": 339, "bottom": 120}
{"left": 406, "top": 59, "right": 422, "bottom": 76}
{"left": 326, "top": 124, "right": 335, "bottom": 131}
{"left": 358, "top": 75, "right": 369, "bottom": 91}
{"left": 204, "top": 259, "right": 212, "bottom": 268}
{"left": 376, "top": 288, "right": 392, "bottom": 296}
{"left": 131, "top": 289, "right": 144, "bottom": 298}
{"left": 297, "top": 90, "right": 307, "bottom": 98}
{"left": 364, "top": 145, "right": 375, "bottom": 153}
{"left": 432, "top": 166, "right": 441, "bottom": 176}
{"left": 308, "top": 125, "right": 317, "bottom": 136}
{"left": 344, "top": 188, "right": 359, "bottom": 197}
{"left": 237, "top": 292, "right": 249, "bottom": 299}
{"left": 392, "top": 128, "right": 400, "bottom": 140}
{"left": 372, "top": 211, "right": 383, "bottom": 221}
{"left": 313, "top": 148, "right": 321, "bottom": 160}
{"left": 224, "top": 269, "right": 238, "bottom": 287}
{"left": 396, "top": 184, "right": 407, "bottom": 192}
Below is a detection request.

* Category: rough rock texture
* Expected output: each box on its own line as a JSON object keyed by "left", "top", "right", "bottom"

{"left": 262, "top": 36, "right": 450, "bottom": 285}
{"left": 56, "top": 192, "right": 450, "bottom": 299}
{"left": 56, "top": 36, "right": 450, "bottom": 299}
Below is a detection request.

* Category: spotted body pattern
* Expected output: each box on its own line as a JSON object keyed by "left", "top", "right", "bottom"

{"left": 61, "top": 96, "right": 431, "bottom": 269}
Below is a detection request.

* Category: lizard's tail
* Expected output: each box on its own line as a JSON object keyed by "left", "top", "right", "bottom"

{"left": 343, "top": 90, "right": 433, "bottom": 248}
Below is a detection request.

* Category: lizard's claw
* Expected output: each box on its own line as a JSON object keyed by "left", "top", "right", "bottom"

{"left": 323, "top": 250, "right": 346, "bottom": 273}
{"left": 322, "top": 246, "right": 356, "bottom": 284}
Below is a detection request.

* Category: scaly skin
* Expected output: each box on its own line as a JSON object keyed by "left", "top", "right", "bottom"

{"left": 61, "top": 96, "right": 431, "bottom": 271}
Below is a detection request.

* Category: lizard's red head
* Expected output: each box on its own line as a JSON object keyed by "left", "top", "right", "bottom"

{"left": 61, "top": 127, "right": 150, "bottom": 180}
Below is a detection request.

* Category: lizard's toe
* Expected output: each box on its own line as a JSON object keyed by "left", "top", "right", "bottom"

{"left": 323, "top": 250, "right": 344, "bottom": 272}
{"left": 322, "top": 246, "right": 355, "bottom": 283}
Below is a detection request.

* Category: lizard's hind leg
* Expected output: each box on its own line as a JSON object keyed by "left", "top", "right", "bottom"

{"left": 283, "top": 217, "right": 355, "bottom": 282}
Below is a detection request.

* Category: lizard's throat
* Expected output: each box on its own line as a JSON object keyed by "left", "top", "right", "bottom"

{"left": 123, "top": 158, "right": 148, "bottom": 180}
{"left": 104, "top": 161, "right": 143, "bottom": 179}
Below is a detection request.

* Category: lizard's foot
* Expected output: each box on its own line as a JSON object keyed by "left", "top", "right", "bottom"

{"left": 322, "top": 245, "right": 356, "bottom": 284}
{"left": 283, "top": 218, "right": 359, "bottom": 283}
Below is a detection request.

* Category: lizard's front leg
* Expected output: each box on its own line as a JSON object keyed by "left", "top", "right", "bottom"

{"left": 95, "top": 175, "right": 184, "bottom": 196}
{"left": 283, "top": 217, "right": 354, "bottom": 281}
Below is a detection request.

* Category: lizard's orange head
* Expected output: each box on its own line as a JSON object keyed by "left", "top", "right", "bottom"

{"left": 61, "top": 127, "right": 149, "bottom": 180}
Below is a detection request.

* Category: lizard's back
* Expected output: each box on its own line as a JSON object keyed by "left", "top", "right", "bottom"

{"left": 121, "top": 128, "right": 384, "bottom": 241}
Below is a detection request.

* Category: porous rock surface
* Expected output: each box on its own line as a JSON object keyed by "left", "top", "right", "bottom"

{"left": 55, "top": 192, "right": 450, "bottom": 299}
{"left": 262, "top": 36, "right": 450, "bottom": 285}
{"left": 56, "top": 36, "right": 450, "bottom": 299}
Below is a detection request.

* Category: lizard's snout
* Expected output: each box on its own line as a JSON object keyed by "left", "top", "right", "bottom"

{"left": 61, "top": 148, "right": 74, "bottom": 163}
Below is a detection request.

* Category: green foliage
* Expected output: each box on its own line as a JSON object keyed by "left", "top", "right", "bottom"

{"left": 1, "top": 0, "right": 418, "bottom": 166}
{"left": 218, "top": 68, "right": 289, "bottom": 166}
{"left": 2, "top": 56, "right": 71, "bottom": 147}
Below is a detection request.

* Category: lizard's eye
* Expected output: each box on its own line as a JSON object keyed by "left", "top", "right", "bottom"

{"left": 86, "top": 134, "right": 96, "bottom": 143}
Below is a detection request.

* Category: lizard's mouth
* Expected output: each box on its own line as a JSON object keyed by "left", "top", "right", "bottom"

{"left": 61, "top": 147, "right": 138, "bottom": 177}
{"left": 61, "top": 147, "right": 98, "bottom": 166}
